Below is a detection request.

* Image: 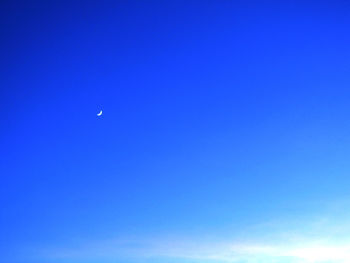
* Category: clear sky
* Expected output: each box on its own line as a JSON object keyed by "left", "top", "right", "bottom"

{"left": 2, "top": 1, "right": 350, "bottom": 263}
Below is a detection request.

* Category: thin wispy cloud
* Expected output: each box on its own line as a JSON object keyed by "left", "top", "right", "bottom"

{"left": 41, "top": 238, "right": 350, "bottom": 263}
{"left": 39, "top": 209, "right": 350, "bottom": 263}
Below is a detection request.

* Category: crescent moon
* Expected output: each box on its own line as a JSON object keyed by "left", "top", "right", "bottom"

{"left": 97, "top": 110, "right": 103, "bottom": 116}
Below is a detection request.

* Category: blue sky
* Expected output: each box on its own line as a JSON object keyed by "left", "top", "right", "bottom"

{"left": 2, "top": 1, "right": 350, "bottom": 262}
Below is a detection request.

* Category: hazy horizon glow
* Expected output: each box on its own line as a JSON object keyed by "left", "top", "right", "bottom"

{"left": 31, "top": 205, "right": 350, "bottom": 263}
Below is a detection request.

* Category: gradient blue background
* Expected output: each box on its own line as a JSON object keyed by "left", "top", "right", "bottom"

{"left": 1, "top": 1, "right": 350, "bottom": 262}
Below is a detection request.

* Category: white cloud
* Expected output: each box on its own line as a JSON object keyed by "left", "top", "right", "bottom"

{"left": 137, "top": 240, "right": 350, "bottom": 263}
{"left": 39, "top": 208, "right": 350, "bottom": 263}
{"left": 41, "top": 236, "right": 350, "bottom": 263}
